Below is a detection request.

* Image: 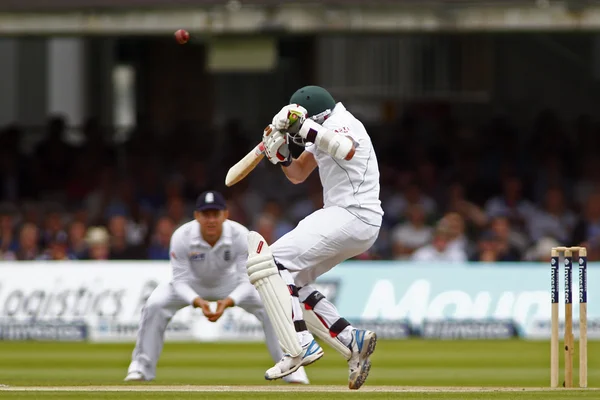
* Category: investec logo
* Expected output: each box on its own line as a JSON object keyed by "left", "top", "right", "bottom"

{"left": 579, "top": 257, "right": 587, "bottom": 303}
{"left": 551, "top": 257, "right": 558, "bottom": 304}
{"left": 564, "top": 257, "right": 572, "bottom": 304}
{"left": 361, "top": 279, "right": 548, "bottom": 327}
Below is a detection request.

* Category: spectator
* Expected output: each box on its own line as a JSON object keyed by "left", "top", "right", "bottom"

{"left": 415, "top": 160, "right": 441, "bottom": 201}
{"left": 38, "top": 237, "right": 75, "bottom": 261}
{"left": 440, "top": 212, "right": 470, "bottom": 255}
{"left": 572, "top": 192, "right": 600, "bottom": 260}
{"left": 254, "top": 213, "right": 277, "bottom": 245}
{"left": 470, "top": 230, "right": 520, "bottom": 262}
{"left": 126, "top": 204, "right": 151, "bottom": 247}
{"left": 107, "top": 215, "right": 145, "bottom": 260}
{"left": 411, "top": 223, "right": 467, "bottom": 262}
{"left": 104, "top": 178, "right": 137, "bottom": 223}
{"left": 5, "top": 111, "right": 600, "bottom": 262}
{"left": 391, "top": 204, "right": 433, "bottom": 260}
{"left": 574, "top": 158, "right": 600, "bottom": 208}
{"left": 0, "top": 204, "right": 18, "bottom": 254}
{"left": 40, "top": 205, "right": 67, "bottom": 248}
{"left": 385, "top": 179, "right": 437, "bottom": 225}
{"left": 262, "top": 200, "right": 294, "bottom": 241}
{"left": 0, "top": 248, "right": 16, "bottom": 261}
{"left": 225, "top": 184, "right": 252, "bottom": 226}
{"left": 147, "top": 217, "right": 175, "bottom": 260}
{"left": 524, "top": 236, "right": 560, "bottom": 262}
{"left": 183, "top": 160, "right": 209, "bottom": 201}
{"left": 290, "top": 177, "right": 324, "bottom": 223}
{"left": 470, "top": 231, "right": 500, "bottom": 262}
{"left": 528, "top": 187, "right": 577, "bottom": 243}
{"left": 15, "top": 223, "right": 40, "bottom": 261}
{"left": 445, "top": 182, "right": 488, "bottom": 230}
{"left": 85, "top": 226, "right": 110, "bottom": 261}
{"left": 68, "top": 221, "right": 89, "bottom": 260}
{"left": 489, "top": 216, "right": 527, "bottom": 259}
{"left": 85, "top": 166, "right": 117, "bottom": 224}
{"left": 485, "top": 175, "right": 535, "bottom": 231}
{"left": 0, "top": 204, "right": 17, "bottom": 260}
{"left": 21, "top": 202, "right": 42, "bottom": 227}
{"left": 165, "top": 196, "right": 188, "bottom": 229}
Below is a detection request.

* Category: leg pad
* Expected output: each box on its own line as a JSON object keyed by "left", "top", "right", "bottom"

{"left": 247, "top": 231, "right": 302, "bottom": 357}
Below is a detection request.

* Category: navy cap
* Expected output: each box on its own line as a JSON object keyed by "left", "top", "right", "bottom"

{"left": 195, "top": 191, "right": 227, "bottom": 211}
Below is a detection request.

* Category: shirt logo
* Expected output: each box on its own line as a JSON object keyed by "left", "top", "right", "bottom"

{"left": 189, "top": 252, "right": 205, "bottom": 261}
{"left": 224, "top": 249, "right": 231, "bottom": 261}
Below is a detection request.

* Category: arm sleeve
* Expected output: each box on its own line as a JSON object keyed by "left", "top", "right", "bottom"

{"left": 225, "top": 225, "right": 255, "bottom": 305}
{"left": 323, "top": 119, "right": 361, "bottom": 145}
{"left": 169, "top": 230, "right": 199, "bottom": 305}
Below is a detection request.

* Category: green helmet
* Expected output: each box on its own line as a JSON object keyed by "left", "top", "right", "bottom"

{"left": 289, "top": 86, "right": 336, "bottom": 123}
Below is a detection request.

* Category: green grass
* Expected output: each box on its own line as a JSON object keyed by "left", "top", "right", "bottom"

{"left": 0, "top": 393, "right": 598, "bottom": 400}
{"left": 0, "top": 339, "right": 597, "bottom": 399}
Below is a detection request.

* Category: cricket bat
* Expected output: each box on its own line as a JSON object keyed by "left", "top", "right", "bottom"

{"left": 226, "top": 113, "right": 303, "bottom": 187}
{"left": 225, "top": 142, "right": 265, "bottom": 187}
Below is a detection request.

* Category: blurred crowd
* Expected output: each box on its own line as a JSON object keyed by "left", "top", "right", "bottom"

{"left": 2, "top": 108, "right": 600, "bottom": 262}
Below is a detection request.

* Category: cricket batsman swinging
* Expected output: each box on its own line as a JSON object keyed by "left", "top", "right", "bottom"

{"left": 246, "top": 86, "right": 383, "bottom": 389}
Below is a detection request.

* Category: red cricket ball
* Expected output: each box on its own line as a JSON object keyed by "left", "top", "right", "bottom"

{"left": 174, "top": 29, "right": 190, "bottom": 44}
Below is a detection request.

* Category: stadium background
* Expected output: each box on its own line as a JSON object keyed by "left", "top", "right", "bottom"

{"left": 0, "top": 0, "right": 599, "bottom": 394}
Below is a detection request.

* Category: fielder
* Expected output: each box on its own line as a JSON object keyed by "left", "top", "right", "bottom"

{"left": 247, "top": 86, "right": 383, "bottom": 389}
{"left": 125, "top": 190, "right": 308, "bottom": 384}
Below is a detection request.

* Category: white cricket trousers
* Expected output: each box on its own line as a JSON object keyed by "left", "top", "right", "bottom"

{"left": 271, "top": 206, "right": 380, "bottom": 287}
{"left": 270, "top": 206, "right": 380, "bottom": 343}
{"left": 127, "top": 282, "right": 286, "bottom": 380}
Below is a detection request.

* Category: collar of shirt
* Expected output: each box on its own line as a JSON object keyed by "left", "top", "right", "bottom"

{"left": 190, "top": 220, "right": 233, "bottom": 250}
{"left": 331, "top": 102, "right": 346, "bottom": 116}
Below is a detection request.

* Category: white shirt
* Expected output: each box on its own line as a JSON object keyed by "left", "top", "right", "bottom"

{"left": 527, "top": 209, "right": 577, "bottom": 242}
{"left": 306, "top": 103, "right": 384, "bottom": 226}
{"left": 411, "top": 244, "right": 467, "bottom": 263}
{"left": 169, "top": 219, "right": 254, "bottom": 305}
{"left": 392, "top": 223, "right": 433, "bottom": 250}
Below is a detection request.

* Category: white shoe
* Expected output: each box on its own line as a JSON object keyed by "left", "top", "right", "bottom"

{"left": 265, "top": 339, "right": 323, "bottom": 380}
{"left": 283, "top": 367, "right": 310, "bottom": 384}
{"left": 124, "top": 371, "right": 147, "bottom": 382}
{"left": 347, "top": 329, "right": 377, "bottom": 390}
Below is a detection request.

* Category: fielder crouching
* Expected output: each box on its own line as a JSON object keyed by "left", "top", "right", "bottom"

{"left": 247, "top": 86, "right": 383, "bottom": 390}
{"left": 125, "top": 190, "right": 308, "bottom": 384}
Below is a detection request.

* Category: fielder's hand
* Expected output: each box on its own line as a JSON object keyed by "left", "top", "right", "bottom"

{"left": 263, "top": 124, "right": 291, "bottom": 166}
{"left": 272, "top": 104, "right": 307, "bottom": 134}
{"left": 207, "top": 297, "right": 234, "bottom": 323}
{"left": 192, "top": 297, "right": 213, "bottom": 319}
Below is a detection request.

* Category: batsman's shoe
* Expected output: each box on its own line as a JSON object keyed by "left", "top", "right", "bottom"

{"left": 283, "top": 367, "right": 310, "bottom": 385}
{"left": 124, "top": 371, "right": 148, "bottom": 382}
{"left": 265, "top": 339, "right": 323, "bottom": 380}
{"left": 347, "top": 329, "right": 377, "bottom": 390}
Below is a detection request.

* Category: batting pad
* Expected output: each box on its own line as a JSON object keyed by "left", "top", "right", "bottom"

{"left": 247, "top": 232, "right": 303, "bottom": 357}
{"left": 303, "top": 308, "right": 351, "bottom": 360}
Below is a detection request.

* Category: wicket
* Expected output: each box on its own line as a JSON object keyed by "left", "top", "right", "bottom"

{"left": 550, "top": 246, "right": 587, "bottom": 388}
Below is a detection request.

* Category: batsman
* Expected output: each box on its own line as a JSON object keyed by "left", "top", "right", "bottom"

{"left": 247, "top": 86, "right": 383, "bottom": 389}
